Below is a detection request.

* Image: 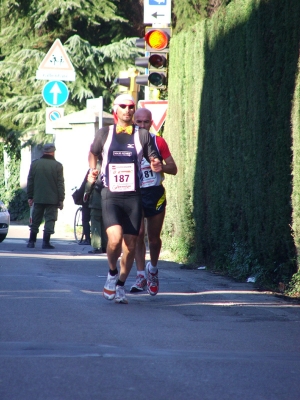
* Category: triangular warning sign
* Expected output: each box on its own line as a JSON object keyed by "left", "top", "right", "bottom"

{"left": 36, "top": 39, "right": 76, "bottom": 81}
{"left": 138, "top": 100, "right": 168, "bottom": 133}
{"left": 38, "top": 39, "right": 74, "bottom": 71}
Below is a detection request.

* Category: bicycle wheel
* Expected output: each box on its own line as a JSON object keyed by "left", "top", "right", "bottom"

{"left": 74, "top": 206, "right": 84, "bottom": 243}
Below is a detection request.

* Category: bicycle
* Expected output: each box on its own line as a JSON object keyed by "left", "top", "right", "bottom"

{"left": 74, "top": 205, "right": 84, "bottom": 243}
{"left": 72, "top": 186, "right": 84, "bottom": 243}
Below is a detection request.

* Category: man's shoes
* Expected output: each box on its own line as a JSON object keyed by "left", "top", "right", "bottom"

{"left": 78, "top": 239, "right": 91, "bottom": 245}
{"left": 42, "top": 233, "right": 54, "bottom": 249}
{"left": 27, "top": 232, "right": 37, "bottom": 248}
{"left": 115, "top": 285, "right": 128, "bottom": 304}
{"left": 88, "top": 248, "right": 102, "bottom": 254}
{"left": 103, "top": 272, "right": 118, "bottom": 300}
{"left": 146, "top": 262, "right": 159, "bottom": 296}
{"left": 130, "top": 274, "right": 147, "bottom": 292}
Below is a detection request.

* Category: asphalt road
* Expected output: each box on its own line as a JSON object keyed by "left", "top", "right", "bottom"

{"left": 0, "top": 224, "right": 299, "bottom": 400}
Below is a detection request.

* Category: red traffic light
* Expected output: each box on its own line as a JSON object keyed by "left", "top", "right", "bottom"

{"left": 145, "top": 29, "right": 170, "bottom": 51}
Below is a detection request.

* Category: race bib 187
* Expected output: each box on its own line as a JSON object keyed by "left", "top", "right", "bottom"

{"left": 108, "top": 163, "right": 135, "bottom": 192}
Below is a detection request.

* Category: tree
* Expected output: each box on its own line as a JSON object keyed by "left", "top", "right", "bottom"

{"left": 172, "top": 0, "right": 232, "bottom": 33}
{"left": 0, "top": 0, "right": 144, "bottom": 140}
{"left": 0, "top": 0, "right": 145, "bottom": 219}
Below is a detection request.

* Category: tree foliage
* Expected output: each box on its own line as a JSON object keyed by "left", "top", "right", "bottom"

{"left": 172, "top": 0, "right": 232, "bottom": 33}
{"left": 0, "top": 0, "right": 144, "bottom": 144}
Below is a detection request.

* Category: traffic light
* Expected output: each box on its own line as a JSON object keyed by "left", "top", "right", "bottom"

{"left": 114, "top": 69, "right": 139, "bottom": 104}
{"left": 135, "top": 27, "right": 171, "bottom": 89}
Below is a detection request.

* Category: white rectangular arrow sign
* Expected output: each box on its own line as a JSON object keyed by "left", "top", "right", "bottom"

{"left": 144, "top": 0, "right": 171, "bottom": 24}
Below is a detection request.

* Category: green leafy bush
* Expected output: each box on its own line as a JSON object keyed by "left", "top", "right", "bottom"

{"left": 162, "top": 0, "right": 300, "bottom": 289}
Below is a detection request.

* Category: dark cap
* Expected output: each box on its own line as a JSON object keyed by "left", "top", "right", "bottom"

{"left": 43, "top": 143, "right": 56, "bottom": 153}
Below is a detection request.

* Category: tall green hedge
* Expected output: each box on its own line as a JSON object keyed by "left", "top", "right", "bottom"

{"left": 292, "top": 62, "right": 300, "bottom": 254}
{"left": 162, "top": 0, "right": 300, "bottom": 287}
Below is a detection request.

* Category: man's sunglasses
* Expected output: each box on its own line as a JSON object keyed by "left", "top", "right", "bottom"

{"left": 119, "top": 104, "right": 135, "bottom": 110}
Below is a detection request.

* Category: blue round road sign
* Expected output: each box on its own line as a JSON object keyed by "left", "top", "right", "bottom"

{"left": 42, "top": 80, "right": 69, "bottom": 107}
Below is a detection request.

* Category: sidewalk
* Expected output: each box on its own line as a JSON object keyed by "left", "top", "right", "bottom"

{"left": 9, "top": 221, "right": 75, "bottom": 241}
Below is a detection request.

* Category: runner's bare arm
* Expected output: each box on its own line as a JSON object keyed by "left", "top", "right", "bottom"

{"left": 161, "top": 155, "right": 177, "bottom": 175}
{"left": 88, "top": 151, "right": 97, "bottom": 170}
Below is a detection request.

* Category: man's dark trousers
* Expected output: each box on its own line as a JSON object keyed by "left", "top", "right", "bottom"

{"left": 30, "top": 203, "right": 58, "bottom": 234}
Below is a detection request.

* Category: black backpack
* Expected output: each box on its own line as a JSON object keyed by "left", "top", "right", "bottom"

{"left": 72, "top": 171, "right": 89, "bottom": 205}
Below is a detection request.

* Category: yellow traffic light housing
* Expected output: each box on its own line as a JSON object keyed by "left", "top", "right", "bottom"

{"left": 114, "top": 68, "right": 139, "bottom": 104}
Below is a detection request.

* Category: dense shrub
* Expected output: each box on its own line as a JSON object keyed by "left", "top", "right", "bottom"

{"left": 162, "top": 0, "right": 300, "bottom": 289}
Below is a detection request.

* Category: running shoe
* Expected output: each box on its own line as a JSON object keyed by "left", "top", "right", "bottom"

{"left": 103, "top": 272, "right": 118, "bottom": 300}
{"left": 115, "top": 285, "right": 128, "bottom": 304}
{"left": 130, "top": 274, "right": 147, "bottom": 292}
{"left": 146, "top": 262, "right": 159, "bottom": 296}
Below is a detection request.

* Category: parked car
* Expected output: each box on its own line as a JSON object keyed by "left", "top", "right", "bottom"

{"left": 0, "top": 200, "right": 10, "bottom": 242}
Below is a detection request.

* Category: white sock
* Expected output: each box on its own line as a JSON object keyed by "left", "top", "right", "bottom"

{"left": 149, "top": 263, "right": 158, "bottom": 274}
{"left": 138, "top": 271, "right": 145, "bottom": 278}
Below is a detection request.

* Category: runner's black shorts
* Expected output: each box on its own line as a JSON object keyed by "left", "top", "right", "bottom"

{"left": 141, "top": 185, "right": 166, "bottom": 218}
{"left": 101, "top": 187, "right": 142, "bottom": 236}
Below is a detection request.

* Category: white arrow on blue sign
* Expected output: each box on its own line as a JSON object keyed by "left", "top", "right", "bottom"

{"left": 42, "top": 80, "right": 69, "bottom": 107}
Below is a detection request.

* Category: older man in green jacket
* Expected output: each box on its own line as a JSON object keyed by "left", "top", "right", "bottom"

{"left": 27, "top": 143, "right": 65, "bottom": 249}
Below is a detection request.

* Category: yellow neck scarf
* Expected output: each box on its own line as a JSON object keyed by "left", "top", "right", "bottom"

{"left": 116, "top": 125, "right": 133, "bottom": 134}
